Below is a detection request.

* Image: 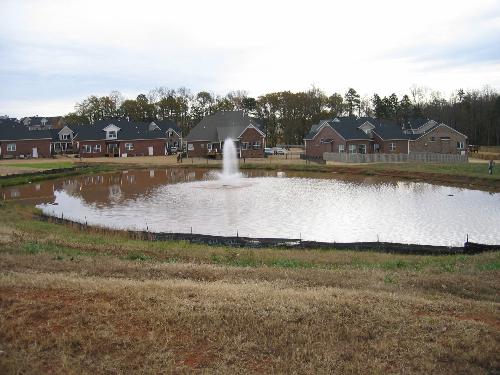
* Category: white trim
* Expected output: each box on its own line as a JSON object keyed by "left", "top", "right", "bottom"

{"left": 309, "top": 122, "right": 331, "bottom": 140}
{"left": 311, "top": 123, "right": 347, "bottom": 141}
{"left": 411, "top": 123, "right": 468, "bottom": 141}
{"left": 103, "top": 124, "right": 121, "bottom": 132}
{"left": 58, "top": 125, "right": 74, "bottom": 135}
{"left": 166, "top": 128, "right": 181, "bottom": 137}
{"left": 238, "top": 124, "right": 265, "bottom": 138}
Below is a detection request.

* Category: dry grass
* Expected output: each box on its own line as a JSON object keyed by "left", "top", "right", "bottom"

{"left": 0, "top": 203, "right": 499, "bottom": 374}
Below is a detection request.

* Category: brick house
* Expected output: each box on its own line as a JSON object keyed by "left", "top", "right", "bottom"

{"left": 185, "top": 111, "right": 266, "bottom": 158}
{"left": 305, "top": 116, "right": 468, "bottom": 159}
{"left": 50, "top": 126, "right": 77, "bottom": 154}
{"left": 20, "top": 116, "right": 64, "bottom": 130}
{"left": 305, "top": 117, "right": 394, "bottom": 158}
{"left": 155, "top": 120, "right": 182, "bottom": 153}
{"left": 72, "top": 119, "right": 181, "bottom": 158}
{"left": 0, "top": 123, "right": 52, "bottom": 158}
{"left": 407, "top": 121, "right": 468, "bottom": 154}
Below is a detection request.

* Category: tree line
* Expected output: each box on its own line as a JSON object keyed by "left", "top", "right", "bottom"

{"left": 64, "top": 86, "right": 500, "bottom": 146}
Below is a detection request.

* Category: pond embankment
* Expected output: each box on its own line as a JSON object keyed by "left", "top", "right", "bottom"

{"left": 38, "top": 213, "right": 499, "bottom": 255}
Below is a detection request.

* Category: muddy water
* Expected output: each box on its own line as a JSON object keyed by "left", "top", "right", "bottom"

{"left": 2, "top": 168, "right": 499, "bottom": 246}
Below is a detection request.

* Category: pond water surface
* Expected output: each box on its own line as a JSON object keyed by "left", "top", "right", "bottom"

{"left": 2, "top": 168, "right": 499, "bottom": 246}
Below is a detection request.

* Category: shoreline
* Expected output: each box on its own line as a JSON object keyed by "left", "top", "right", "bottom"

{"left": 38, "top": 212, "right": 500, "bottom": 255}
{"left": 0, "top": 158, "right": 499, "bottom": 192}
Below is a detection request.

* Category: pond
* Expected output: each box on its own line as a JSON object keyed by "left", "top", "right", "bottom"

{"left": 2, "top": 168, "right": 499, "bottom": 246}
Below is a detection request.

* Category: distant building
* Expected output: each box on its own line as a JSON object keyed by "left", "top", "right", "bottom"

{"left": 72, "top": 119, "right": 182, "bottom": 157}
{"left": 304, "top": 117, "right": 468, "bottom": 159}
{"left": 0, "top": 123, "right": 52, "bottom": 158}
{"left": 185, "top": 111, "right": 266, "bottom": 158}
{"left": 20, "top": 116, "right": 64, "bottom": 130}
{"left": 0, "top": 118, "right": 182, "bottom": 158}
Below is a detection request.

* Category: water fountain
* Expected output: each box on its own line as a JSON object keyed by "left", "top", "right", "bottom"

{"left": 218, "top": 138, "right": 241, "bottom": 183}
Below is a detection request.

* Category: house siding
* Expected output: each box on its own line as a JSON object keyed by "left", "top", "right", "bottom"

{"left": 345, "top": 140, "right": 374, "bottom": 154}
{"left": 240, "top": 127, "right": 265, "bottom": 158}
{"left": 0, "top": 139, "right": 51, "bottom": 158}
{"left": 410, "top": 126, "right": 467, "bottom": 154}
{"left": 372, "top": 133, "right": 409, "bottom": 154}
{"left": 305, "top": 126, "right": 343, "bottom": 158}
{"left": 119, "top": 139, "right": 166, "bottom": 156}
{"left": 187, "top": 141, "right": 210, "bottom": 158}
{"left": 78, "top": 139, "right": 167, "bottom": 158}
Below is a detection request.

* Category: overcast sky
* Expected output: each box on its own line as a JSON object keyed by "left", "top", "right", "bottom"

{"left": 1, "top": 0, "right": 499, "bottom": 117}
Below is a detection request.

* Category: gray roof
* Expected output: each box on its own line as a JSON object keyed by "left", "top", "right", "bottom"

{"left": 404, "top": 118, "right": 431, "bottom": 130}
{"left": 71, "top": 119, "right": 172, "bottom": 141}
{"left": 0, "top": 123, "right": 52, "bottom": 141}
{"left": 372, "top": 120, "right": 408, "bottom": 140}
{"left": 186, "top": 111, "right": 263, "bottom": 142}
{"left": 329, "top": 118, "right": 372, "bottom": 140}
{"left": 305, "top": 116, "right": 411, "bottom": 141}
{"left": 153, "top": 120, "right": 182, "bottom": 135}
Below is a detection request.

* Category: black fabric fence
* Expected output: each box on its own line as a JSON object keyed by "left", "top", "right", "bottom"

{"left": 38, "top": 213, "right": 499, "bottom": 255}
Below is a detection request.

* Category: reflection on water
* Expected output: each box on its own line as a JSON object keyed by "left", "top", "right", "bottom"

{"left": 2, "top": 168, "right": 499, "bottom": 246}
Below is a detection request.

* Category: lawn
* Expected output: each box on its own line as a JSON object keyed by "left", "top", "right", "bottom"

{"left": 0, "top": 203, "right": 498, "bottom": 373}
{"left": 1, "top": 161, "right": 74, "bottom": 169}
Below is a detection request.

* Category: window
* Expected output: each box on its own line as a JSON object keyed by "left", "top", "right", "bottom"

{"left": 348, "top": 144, "right": 356, "bottom": 154}
{"left": 188, "top": 143, "right": 194, "bottom": 151}
{"left": 61, "top": 133, "right": 70, "bottom": 140}
{"left": 83, "top": 145, "right": 92, "bottom": 153}
{"left": 440, "top": 137, "right": 450, "bottom": 141}
{"left": 107, "top": 130, "right": 117, "bottom": 139}
{"left": 253, "top": 142, "right": 261, "bottom": 149}
{"left": 242, "top": 142, "right": 250, "bottom": 150}
{"left": 389, "top": 142, "right": 396, "bottom": 152}
{"left": 93, "top": 144, "right": 101, "bottom": 153}
{"left": 201, "top": 143, "right": 205, "bottom": 149}
{"left": 457, "top": 141, "right": 464, "bottom": 149}
{"left": 358, "top": 144, "right": 367, "bottom": 154}
{"left": 338, "top": 144, "right": 345, "bottom": 153}
{"left": 125, "top": 143, "right": 134, "bottom": 151}
{"left": 207, "top": 143, "right": 212, "bottom": 151}
{"left": 7, "top": 143, "right": 16, "bottom": 152}
{"left": 429, "top": 136, "right": 436, "bottom": 142}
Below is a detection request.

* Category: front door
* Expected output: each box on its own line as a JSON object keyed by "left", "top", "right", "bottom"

{"left": 32, "top": 147, "right": 38, "bottom": 158}
{"left": 148, "top": 146, "right": 154, "bottom": 156}
{"left": 107, "top": 143, "right": 119, "bottom": 157}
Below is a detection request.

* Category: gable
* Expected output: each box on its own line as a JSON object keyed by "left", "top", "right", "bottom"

{"left": 358, "top": 121, "right": 376, "bottom": 135}
{"left": 239, "top": 124, "right": 265, "bottom": 138}
{"left": 166, "top": 128, "right": 181, "bottom": 137}
{"left": 412, "top": 123, "right": 468, "bottom": 141}
{"left": 103, "top": 124, "right": 121, "bottom": 132}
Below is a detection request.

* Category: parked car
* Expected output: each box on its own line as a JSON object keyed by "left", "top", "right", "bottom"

{"left": 264, "top": 147, "right": 273, "bottom": 156}
{"left": 274, "top": 147, "right": 286, "bottom": 155}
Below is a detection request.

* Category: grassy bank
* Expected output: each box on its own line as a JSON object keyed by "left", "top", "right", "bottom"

{"left": 0, "top": 164, "right": 114, "bottom": 188}
{"left": 0, "top": 203, "right": 499, "bottom": 373}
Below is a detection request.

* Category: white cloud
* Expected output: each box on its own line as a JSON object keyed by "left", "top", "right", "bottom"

{"left": 1, "top": 0, "right": 499, "bottom": 117}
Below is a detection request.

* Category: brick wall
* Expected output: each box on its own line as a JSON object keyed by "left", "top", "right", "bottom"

{"left": 305, "top": 126, "right": 343, "bottom": 158}
{"left": 372, "top": 134, "right": 409, "bottom": 154}
{"left": 1, "top": 139, "right": 52, "bottom": 158}
{"left": 411, "top": 126, "right": 468, "bottom": 154}
{"left": 187, "top": 141, "right": 210, "bottom": 158}
{"left": 78, "top": 139, "right": 167, "bottom": 158}
{"left": 240, "top": 127, "right": 265, "bottom": 158}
